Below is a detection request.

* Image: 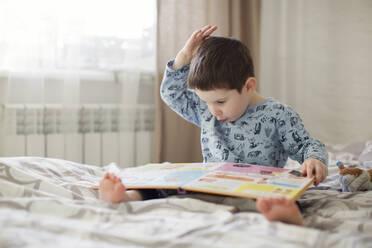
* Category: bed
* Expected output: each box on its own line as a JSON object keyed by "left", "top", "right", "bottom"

{"left": 1, "top": 142, "right": 372, "bottom": 247}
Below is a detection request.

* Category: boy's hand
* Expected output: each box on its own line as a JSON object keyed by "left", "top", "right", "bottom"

{"left": 173, "top": 25, "right": 217, "bottom": 70}
{"left": 301, "top": 158, "right": 327, "bottom": 186}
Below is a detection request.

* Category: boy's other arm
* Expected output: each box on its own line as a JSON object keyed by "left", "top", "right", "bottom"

{"left": 277, "top": 107, "right": 328, "bottom": 185}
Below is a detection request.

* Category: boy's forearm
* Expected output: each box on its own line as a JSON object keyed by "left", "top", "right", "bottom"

{"left": 173, "top": 50, "right": 193, "bottom": 70}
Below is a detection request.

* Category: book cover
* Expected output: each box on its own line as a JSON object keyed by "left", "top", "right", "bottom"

{"left": 115, "top": 162, "right": 313, "bottom": 200}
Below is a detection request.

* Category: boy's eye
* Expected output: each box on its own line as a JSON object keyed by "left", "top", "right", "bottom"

{"left": 216, "top": 101, "right": 225, "bottom": 104}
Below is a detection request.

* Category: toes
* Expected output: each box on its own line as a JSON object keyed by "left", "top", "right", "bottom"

{"left": 108, "top": 173, "right": 114, "bottom": 180}
{"left": 266, "top": 197, "right": 275, "bottom": 205}
{"left": 256, "top": 197, "right": 271, "bottom": 212}
{"left": 99, "top": 179, "right": 105, "bottom": 188}
{"left": 275, "top": 197, "right": 286, "bottom": 204}
{"left": 117, "top": 177, "right": 123, "bottom": 184}
{"left": 115, "top": 181, "right": 125, "bottom": 191}
{"left": 272, "top": 197, "right": 290, "bottom": 206}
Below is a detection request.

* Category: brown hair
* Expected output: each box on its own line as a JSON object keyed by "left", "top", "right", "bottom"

{"left": 187, "top": 36, "right": 255, "bottom": 93}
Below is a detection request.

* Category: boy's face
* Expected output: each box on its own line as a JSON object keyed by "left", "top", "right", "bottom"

{"left": 195, "top": 87, "right": 250, "bottom": 122}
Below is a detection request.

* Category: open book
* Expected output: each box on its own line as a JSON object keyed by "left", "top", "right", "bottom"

{"left": 108, "top": 162, "right": 314, "bottom": 200}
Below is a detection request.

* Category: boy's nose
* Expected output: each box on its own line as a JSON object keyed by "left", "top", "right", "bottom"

{"left": 209, "top": 105, "right": 222, "bottom": 117}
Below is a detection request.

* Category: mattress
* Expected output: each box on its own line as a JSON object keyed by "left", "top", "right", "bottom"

{"left": 0, "top": 141, "right": 372, "bottom": 247}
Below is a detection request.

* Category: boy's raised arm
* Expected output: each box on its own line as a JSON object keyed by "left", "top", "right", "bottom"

{"left": 173, "top": 25, "right": 217, "bottom": 70}
{"left": 160, "top": 25, "right": 217, "bottom": 127}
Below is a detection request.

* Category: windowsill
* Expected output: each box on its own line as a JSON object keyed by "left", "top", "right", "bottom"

{"left": 0, "top": 67, "right": 156, "bottom": 82}
{"left": 0, "top": 68, "right": 116, "bottom": 82}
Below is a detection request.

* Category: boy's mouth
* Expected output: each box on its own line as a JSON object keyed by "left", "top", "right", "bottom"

{"left": 218, "top": 118, "right": 228, "bottom": 122}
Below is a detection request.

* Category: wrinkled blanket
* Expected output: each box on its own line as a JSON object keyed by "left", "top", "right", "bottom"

{"left": 1, "top": 142, "right": 372, "bottom": 247}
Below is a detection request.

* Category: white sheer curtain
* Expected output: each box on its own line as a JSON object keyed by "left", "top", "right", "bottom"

{"left": 0, "top": 0, "right": 156, "bottom": 166}
{"left": 259, "top": 0, "right": 372, "bottom": 144}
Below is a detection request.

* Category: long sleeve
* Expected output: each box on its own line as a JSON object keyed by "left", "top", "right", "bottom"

{"left": 277, "top": 106, "right": 328, "bottom": 165}
{"left": 160, "top": 60, "right": 202, "bottom": 127}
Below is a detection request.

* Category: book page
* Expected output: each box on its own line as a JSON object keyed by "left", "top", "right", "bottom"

{"left": 183, "top": 163, "right": 313, "bottom": 200}
{"left": 117, "top": 162, "right": 221, "bottom": 189}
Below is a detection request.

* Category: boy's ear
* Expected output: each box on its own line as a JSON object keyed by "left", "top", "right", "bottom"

{"left": 244, "top": 77, "right": 257, "bottom": 93}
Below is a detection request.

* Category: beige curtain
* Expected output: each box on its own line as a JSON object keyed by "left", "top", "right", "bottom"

{"left": 155, "top": 0, "right": 261, "bottom": 163}
{"left": 259, "top": 0, "right": 372, "bottom": 144}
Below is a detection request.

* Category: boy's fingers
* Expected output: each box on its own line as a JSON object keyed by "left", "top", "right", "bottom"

{"left": 193, "top": 26, "right": 209, "bottom": 39}
{"left": 192, "top": 29, "right": 202, "bottom": 38}
{"left": 200, "top": 25, "right": 212, "bottom": 33}
{"left": 315, "top": 175, "right": 320, "bottom": 186}
{"left": 301, "top": 164, "right": 307, "bottom": 176}
{"left": 321, "top": 166, "right": 327, "bottom": 182}
{"left": 316, "top": 164, "right": 326, "bottom": 184}
{"left": 301, "top": 167, "right": 306, "bottom": 176}
{"left": 313, "top": 165, "right": 324, "bottom": 186}
{"left": 307, "top": 164, "right": 314, "bottom": 178}
{"left": 202, "top": 25, "right": 217, "bottom": 38}
{"left": 207, "top": 25, "right": 217, "bottom": 34}
{"left": 315, "top": 165, "right": 321, "bottom": 183}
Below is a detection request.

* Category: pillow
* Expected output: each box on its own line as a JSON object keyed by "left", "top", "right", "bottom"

{"left": 358, "top": 140, "right": 372, "bottom": 165}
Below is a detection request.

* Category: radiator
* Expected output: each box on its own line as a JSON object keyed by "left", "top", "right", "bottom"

{"left": 0, "top": 104, "right": 154, "bottom": 168}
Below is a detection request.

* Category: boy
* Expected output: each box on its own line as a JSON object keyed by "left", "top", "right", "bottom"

{"left": 99, "top": 25, "right": 328, "bottom": 226}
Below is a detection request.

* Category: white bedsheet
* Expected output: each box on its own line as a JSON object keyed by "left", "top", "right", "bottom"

{"left": 1, "top": 142, "right": 372, "bottom": 247}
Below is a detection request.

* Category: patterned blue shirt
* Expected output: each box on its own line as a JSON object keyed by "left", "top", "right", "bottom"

{"left": 160, "top": 60, "right": 328, "bottom": 168}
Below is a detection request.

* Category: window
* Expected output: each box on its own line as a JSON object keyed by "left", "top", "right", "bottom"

{"left": 0, "top": 0, "right": 156, "bottom": 72}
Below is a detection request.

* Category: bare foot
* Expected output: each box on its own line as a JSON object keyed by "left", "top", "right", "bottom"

{"left": 256, "top": 197, "right": 303, "bottom": 226}
{"left": 99, "top": 173, "right": 127, "bottom": 203}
